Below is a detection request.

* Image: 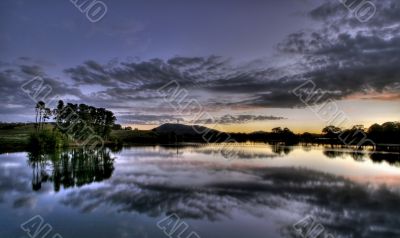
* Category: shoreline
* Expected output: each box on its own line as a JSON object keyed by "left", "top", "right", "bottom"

{"left": 1, "top": 140, "right": 399, "bottom": 154}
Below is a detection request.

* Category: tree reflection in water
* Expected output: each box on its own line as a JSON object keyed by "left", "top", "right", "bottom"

{"left": 322, "top": 147, "right": 400, "bottom": 167}
{"left": 271, "top": 143, "right": 294, "bottom": 155}
{"left": 27, "top": 148, "right": 115, "bottom": 192}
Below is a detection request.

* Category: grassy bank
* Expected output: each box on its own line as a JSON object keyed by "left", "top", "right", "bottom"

{"left": 0, "top": 124, "right": 54, "bottom": 152}
{"left": 0, "top": 123, "right": 159, "bottom": 153}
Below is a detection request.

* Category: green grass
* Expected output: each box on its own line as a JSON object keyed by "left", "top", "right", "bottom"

{"left": 0, "top": 125, "right": 148, "bottom": 148}
{"left": 0, "top": 125, "right": 158, "bottom": 152}
{"left": 0, "top": 124, "right": 54, "bottom": 151}
{"left": 0, "top": 125, "right": 33, "bottom": 144}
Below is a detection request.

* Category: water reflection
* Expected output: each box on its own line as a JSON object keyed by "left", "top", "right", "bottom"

{"left": 1, "top": 144, "right": 399, "bottom": 238}
{"left": 61, "top": 159, "right": 400, "bottom": 237}
{"left": 370, "top": 153, "right": 400, "bottom": 166}
{"left": 322, "top": 147, "right": 400, "bottom": 167}
{"left": 271, "top": 143, "right": 294, "bottom": 155}
{"left": 323, "top": 149, "right": 345, "bottom": 158}
{"left": 27, "top": 148, "right": 115, "bottom": 191}
{"left": 161, "top": 142, "right": 293, "bottom": 159}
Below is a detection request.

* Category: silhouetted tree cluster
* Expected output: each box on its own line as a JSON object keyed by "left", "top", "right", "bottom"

{"left": 29, "top": 100, "right": 117, "bottom": 149}
{"left": 322, "top": 125, "right": 342, "bottom": 139}
{"left": 367, "top": 122, "right": 400, "bottom": 144}
{"left": 300, "top": 132, "right": 315, "bottom": 143}
{"left": 270, "top": 127, "right": 297, "bottom": 142}
{"left": 53, "top": 100, "right": 116, "bottom": 140}
{"left": 228, "top": 127, "right": 298, "bottom": 144}
{"left": 322, "top": 122, "right": 400, "bottom": 145}
{"left": 112, "top": 124, "right": 122, "bottom": 130}
{"left": 336, "top": 125, "right": 373, "bottom": 146}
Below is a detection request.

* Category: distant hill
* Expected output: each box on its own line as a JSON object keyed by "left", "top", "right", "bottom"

{"left": 152, "top": 123, "right": 220, "bottom": 136}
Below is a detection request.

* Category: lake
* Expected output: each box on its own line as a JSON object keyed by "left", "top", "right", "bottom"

{"left": 1, "top": 143, "right": 399, "bottom": 238}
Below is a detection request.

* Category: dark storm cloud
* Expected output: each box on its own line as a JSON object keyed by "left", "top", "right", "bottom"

{"left": 2, "top": 0, "right": 399, "bottom": 123}
{"left": 167, "top": 56, "right": 205, "bottom": 66}
{"left": 118, "top": 114, "right": 184, "bottom": 125}
{"left": 64, "top": 56, "right": 307, "bottom": 109}
{"left": 0, "top": 62, "right": 84, "bottom": 118}
{"left": 276, "top": 0, "right": 400, "bottom": 102}
{"left": 0, "top": 62, "right": 79, "bottom": 98}
{"left": 0, "top": 66, "right": 42, "bottom": 116}
{"left": 55, "top": 0, "right": 400, "bottom": 110}
{"left": 309, "top": 0, "right": 400, "bottom": 27}
{"left": 116, "top": 112, "right": 285, "bottom": 126}
{"left": 65, "top": 31, "right": 400, "bottom": 110}
{"left": 19, "top": 65, "right": 43, "bottom": 76}
{"left": 89, "top": 87, "right": 163, "bottom": 102}
{"left": 64, "top": 56, "right": 229, "bottom": 89}
{"left": 196, "top": 114, "right": 286, "bottom": 124}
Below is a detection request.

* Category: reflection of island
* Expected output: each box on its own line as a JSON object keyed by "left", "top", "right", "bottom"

{"left": 28, "top": 148, "right": 115, "bottom": 191}
{"left": 322, "top": 147, "right": 400, "bottom": 167}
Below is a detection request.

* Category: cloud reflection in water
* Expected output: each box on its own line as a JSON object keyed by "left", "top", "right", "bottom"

{"left": 61, "top": 146, "right": 400, "bottom": 238}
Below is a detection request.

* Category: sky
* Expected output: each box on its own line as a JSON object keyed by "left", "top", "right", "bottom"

{"left": 0, "top": 0, "right": 399, "bottom": 133}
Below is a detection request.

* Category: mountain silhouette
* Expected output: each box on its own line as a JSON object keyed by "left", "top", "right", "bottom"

{"left": 152, "top": 123, "right": 219, "bottom": 136}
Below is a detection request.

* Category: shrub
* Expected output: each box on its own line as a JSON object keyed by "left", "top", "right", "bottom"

{"left": 28, "top": 130, "right": 66, "bottom": 151}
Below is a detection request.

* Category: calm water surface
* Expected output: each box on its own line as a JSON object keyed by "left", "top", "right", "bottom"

{"left": 1, "top": 143, "right": 399, "bottom": 238}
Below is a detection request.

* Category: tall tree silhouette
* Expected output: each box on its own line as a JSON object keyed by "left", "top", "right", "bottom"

{"left": 35, "top": 101, "right": 45, "bottom": 132}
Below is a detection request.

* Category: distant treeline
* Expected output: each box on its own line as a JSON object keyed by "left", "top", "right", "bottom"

{"left": 112, "top": 121, "right": 400, "bottom": 148}
{"left": 0, "top": 120, "right": 399, "bottom": 151}
{"left": 232, "top": 122, "right": 400, "bottom": 146}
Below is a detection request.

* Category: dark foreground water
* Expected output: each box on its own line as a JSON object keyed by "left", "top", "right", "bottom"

{"left": 0, "top": 143, "right": 399, "bottom": 238}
